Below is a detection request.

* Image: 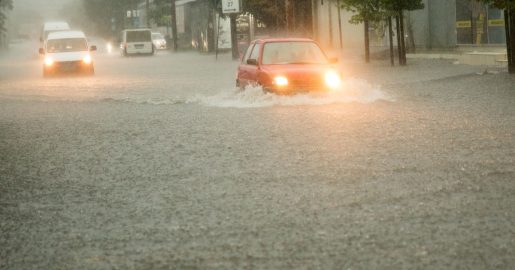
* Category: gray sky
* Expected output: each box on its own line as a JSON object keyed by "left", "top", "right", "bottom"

{"left": 14, "top": 0, "right": 80, "bottom": 20}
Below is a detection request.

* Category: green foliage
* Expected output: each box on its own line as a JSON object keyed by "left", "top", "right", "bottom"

{"left": 381, "top": 0, "right": 424, "bottom": 12}
{"left": 475, "top": 0, "right": 515, "bottom": 9}
{"left": 0, "top": 0, "right": 13, "bottom": 39}
{"left": 338, "top": 0, "right": 424, "bottom": 24}
{"left": 243, "top": 0, "right": 286, "bottom": 29}
{"left": 242, "top": 0, "right": 313, "bottom": 30}
{"left": 82, "top": 0, "right": 140, "bottom": 37}
{"left": 339, "top": 0, "right": 384, "bottom": 23}
{"left": 0, "top": 0, "right": 14, "bottom": 9}
{"left": 148, "top": 0, "right": 171, "bottom": 26}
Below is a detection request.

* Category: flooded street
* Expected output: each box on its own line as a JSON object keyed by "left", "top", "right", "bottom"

{"left": 1, "top": 42, "right": 515, "bottom": 269}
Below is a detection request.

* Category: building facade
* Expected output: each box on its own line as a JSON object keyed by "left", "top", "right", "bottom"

{"left": 312, "top": 0, "right": 507, "bottom": 55}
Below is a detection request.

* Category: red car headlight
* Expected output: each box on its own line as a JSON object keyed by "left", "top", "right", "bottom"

{"left": 324, "top": 70, "right": 341, "bottom": 89}
{"left": 44, "top": 57, "right": 54, "bottom": 66}
{"left": 273, "top": 76, "right": 289, "bottom": 87}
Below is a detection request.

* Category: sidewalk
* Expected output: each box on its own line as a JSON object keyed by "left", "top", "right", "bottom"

{"left": 407, "top": 46, "right": 507, "bottom": 67}
{"left": 327, "top": 46, "right": 507, "bottom": 67}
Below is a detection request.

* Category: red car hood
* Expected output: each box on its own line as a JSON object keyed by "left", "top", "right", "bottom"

{"left": 260, "top": 64, "right": 335, "bottom": 78}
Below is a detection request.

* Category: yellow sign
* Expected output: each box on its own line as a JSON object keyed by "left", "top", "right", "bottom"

{"left": 488, "top": 19, "right": 505, "bottom": 26}
{"left": 456, "top": 21, "right": 472, "bottom": 28}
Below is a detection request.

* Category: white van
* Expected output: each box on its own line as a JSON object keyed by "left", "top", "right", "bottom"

{"left": 39, "top": 31, "right": 97, "bottom": 77}
{"left": 40, "top": 21, "right": 70, "bottom": 42}
{"left": 120, "top": 29, "right": 154, "bottom": 56}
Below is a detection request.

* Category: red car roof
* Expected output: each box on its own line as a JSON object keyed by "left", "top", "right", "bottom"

{"left": 252, "top": 38, "right": 316, "bottom": 43}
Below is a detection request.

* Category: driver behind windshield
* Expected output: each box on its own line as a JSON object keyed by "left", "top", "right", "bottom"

{"left": 47, "top": 38, "right": 88, "bottom": 53}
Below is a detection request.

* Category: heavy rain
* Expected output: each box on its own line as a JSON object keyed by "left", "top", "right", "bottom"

{"left": 1, "top": 0, "right": 515, "bottom": 269}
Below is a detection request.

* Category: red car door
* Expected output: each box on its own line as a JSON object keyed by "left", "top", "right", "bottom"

{"left": 237, "top": 42, "right": 261, "bottom": 88}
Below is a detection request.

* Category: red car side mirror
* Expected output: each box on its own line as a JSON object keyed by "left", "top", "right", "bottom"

{"left": 246, "top": 59, "right": 258, "bottom": 65}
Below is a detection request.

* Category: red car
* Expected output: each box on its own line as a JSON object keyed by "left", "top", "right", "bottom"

{"left": 236, "top": 38, "right": 342, "bottom": 94}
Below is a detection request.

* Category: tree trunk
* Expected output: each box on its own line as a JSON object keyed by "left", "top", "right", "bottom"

{"left": 207, "top": 9, "right": 215, "bottom": 53}
{"left": 399, "top": 10, "right": 407, "bottom": 65}
{"left": 395, "top": 15, "right": 402, "bottom": 66}
{"left": 170, "top": 0, "right": 178, "bottom": 51}
{"left": 364, "top": 19, "right": 370, "bottom": 63}
{"left": 285, "top": 0, "right": 295, "bottom": 36}
{"left": 388, "top": 16, "right": 394, "bottom": 66}
{"left": 407, "top": 14, "right": 416, "bottom": 53}
{"left": 506, "top": 8, "right": 515, "bottom": 74}
{"left": 337, "top": 3, "right": 343, "bottom": 50}
{"left": 146, "top": 0, "right": 150, "bottom": 27}
{"left": 230, "top": 14, "right": 239, "bottom": 60}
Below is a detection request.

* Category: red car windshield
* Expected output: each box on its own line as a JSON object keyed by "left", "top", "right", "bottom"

{"left": 262, "top": 42, "right": 328, "bottom": 65}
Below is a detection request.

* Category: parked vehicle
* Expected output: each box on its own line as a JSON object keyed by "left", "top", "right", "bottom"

{"left": 120, "top": 29, "right": 154, "bottom": 56}
{"left": 236, "top": 38, "right": 341, "bottom": 94}
{"left": 40, "top": 21, "right": 70, "bottom": 43}
{"left": 39, "top": 31, "right": 96, "bottom": 77}
{"left": 152, "top": 32, "right": 167, "bottom": 50}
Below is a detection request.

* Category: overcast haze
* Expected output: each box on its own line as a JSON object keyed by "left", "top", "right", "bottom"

{"left": 13, "top": 0, "right": 79, "bottom": 20}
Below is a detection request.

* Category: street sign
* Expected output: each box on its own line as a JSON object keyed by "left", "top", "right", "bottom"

{"left": 222, "top": 0, "right": 241, "bottom": 14}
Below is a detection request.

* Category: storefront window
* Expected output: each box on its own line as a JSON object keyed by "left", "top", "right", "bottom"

{"left": 456, "top": 0, "right": 505, "bottom": 45}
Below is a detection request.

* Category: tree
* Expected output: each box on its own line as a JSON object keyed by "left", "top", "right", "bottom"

{"left": 337, "top": 0, "right": 423, "bottom": 65}
{"left": 338, "top": 0, "right": 384, "bottom": 63}
{"left": 382, "top": 0, "right": 424, "bottom": 65}
{"left": 243, "top": 0, "right": 286, "bottom": 31}
{"left": 81, "top": 0, "right": 140, "bottom": 38}
{"left": 476, "top": 0, "right": 515, "bottom": 73}
{"left": 0, "top": 0, "right": 13, "bottom": 49}
{"left": 148, "top": 0, "right": 171, "bottom": 27}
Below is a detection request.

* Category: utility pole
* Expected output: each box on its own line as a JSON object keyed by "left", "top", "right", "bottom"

{"left": 146, "top": 0, "right": 150, "bottom": 27}
{"left": 399, "top": 10, "right": 406, "bottom": 65}
{"left": 505, "top": 9, "right": 514, "bottom": 74}
{"left": 230, "top": 14, "right": 239, "bottom": 59}
{"left": 337, "top": 2, "right": 343, "bottom": 50}
{"left": 170, "top": 0, "right": 178, "bottom": 51}
{"left": 364, "top": 19, "right": 370, "bottom": 63}
{"left": 388, "top": 16, "right": 394, "bottom": 66}
{"left": 285, "top": 0, "right": 295, "bottom": 35}
{"left": 311, "top": 0, "right": 317, "bottom": 40}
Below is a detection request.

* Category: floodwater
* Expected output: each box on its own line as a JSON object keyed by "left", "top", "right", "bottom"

{"left": 1, "top": 40, "right": 514, "bottom": 269}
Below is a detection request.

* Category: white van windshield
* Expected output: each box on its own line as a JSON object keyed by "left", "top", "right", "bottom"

{"left": 46, "top": 38, "right": 88, "bottom": 53}
{"left": 127, "top": 31, "right": 151, "bottom": 42}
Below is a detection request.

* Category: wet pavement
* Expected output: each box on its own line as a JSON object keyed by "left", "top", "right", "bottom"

{"left": 1, "top": 41, "right": 515, "bottom": 269}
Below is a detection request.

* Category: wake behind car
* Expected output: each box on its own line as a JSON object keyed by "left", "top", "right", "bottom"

{"left": 236, "top": 38, "right": 342, "bottom": 94}
{"left": 39, "top": 31, "right": 96, "bottom": 77}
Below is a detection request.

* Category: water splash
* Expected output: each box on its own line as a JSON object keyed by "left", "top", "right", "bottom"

{"left": 192, "top": 78, "right": 393, "bottom": 108}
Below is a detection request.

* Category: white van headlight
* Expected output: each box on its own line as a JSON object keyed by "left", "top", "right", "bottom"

{"left": 44, "top": 57, "right": 54, "bottom": 66}
{"left": 83, "top": 55, "right": 92, "bottom": 64}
